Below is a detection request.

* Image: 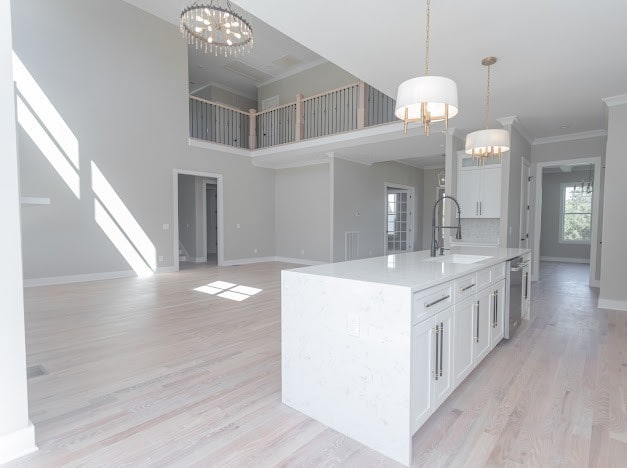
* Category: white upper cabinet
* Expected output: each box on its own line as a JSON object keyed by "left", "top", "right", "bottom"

{"left": 456, "top": 152, "right": 502, "bottom": 219}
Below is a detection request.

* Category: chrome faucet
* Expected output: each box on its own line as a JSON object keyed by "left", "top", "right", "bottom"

{"left": 431, "top": 195, "right": 462, "bottom": 257}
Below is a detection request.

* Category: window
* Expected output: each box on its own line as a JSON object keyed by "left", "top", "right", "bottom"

{"left": 560, "top": 183, "right": 592, "bottom": 243}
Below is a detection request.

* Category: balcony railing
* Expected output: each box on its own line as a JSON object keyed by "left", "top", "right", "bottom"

{"left": 189, "top": 81, "right": 397, "bottom": 150}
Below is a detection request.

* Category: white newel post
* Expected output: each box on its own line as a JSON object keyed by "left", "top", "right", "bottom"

{"left": 0, "top": 0, "right": 37, "bottom": 463}
{"left": 357, "top": 80, "right": 366, "bottom": 129}
{"left": 248, "top": 108, "right": 256, "bottom": 150}
{"left": 295, "top": 93, "right": 304, "bottom": 141}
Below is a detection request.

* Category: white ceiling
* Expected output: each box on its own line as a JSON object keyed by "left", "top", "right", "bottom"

{"left": 231, "top": 0, "right": 627, "bottom": 140}
{"left": 122, "top": 0, "right": 324, "bottom": 99}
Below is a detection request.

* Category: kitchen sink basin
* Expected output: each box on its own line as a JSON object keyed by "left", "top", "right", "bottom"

{"left": 424, "top": 254, "right": 493, "bottom": 264}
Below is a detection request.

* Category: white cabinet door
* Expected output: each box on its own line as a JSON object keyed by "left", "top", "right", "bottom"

{"left": 490, "top": 279, "right": 506, "bottom": 348}
{"left": 453, "top": 297, "right": 475, "bottom": 387}
{"left": 480, "top": 167, "right": 502, "bottom": 218}
{"left": 474, "top": 288, "right": 492, "bottom": 364}
{"left": 411, "top": 318, "right": 435, "bottom": 432}
{"left": 434, "top": 306, "right": 454, "bottom": 407}
{"left": 457, "top": 169, "right": 481, "bottom": 219}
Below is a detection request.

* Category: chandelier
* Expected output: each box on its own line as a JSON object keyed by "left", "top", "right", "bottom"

{"left": 180, "top": 1, "right": 253, "bottom": 57}
{"left": 395, "top": 0, "right": 458, "bottom": 136}
{"left": 465, "top": 57, "right": 510, "bottom": 164}
{"left": 573, "top": 164, "right": 594, "bottom": 193}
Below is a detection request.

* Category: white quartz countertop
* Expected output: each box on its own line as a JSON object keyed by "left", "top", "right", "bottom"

{"left": 287, "top": 246, "right": 530, "bottom": 292}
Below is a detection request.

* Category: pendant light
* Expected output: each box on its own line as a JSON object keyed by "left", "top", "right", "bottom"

{"left": 465, "top": 57, "right": 509, "bottom": 164}
{"left": 394, "top": 0, "right": 458, "bottom": 136}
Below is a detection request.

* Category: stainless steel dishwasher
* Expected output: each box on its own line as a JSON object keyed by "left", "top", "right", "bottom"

{"left": 505, "top": 256, "right": 525, "bottom": 339}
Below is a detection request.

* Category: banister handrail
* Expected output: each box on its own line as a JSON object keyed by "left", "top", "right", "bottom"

{"left": 255, "top": 101, "right": 297, "bottom": 116}
{"left": 301, "top": 81, "right": 360, "bottom": 102}
{"left": 189, "top": 95, "right": 251, "bottom": 116}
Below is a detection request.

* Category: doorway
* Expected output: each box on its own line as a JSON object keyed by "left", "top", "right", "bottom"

{"left": 385, "top": 184, "right": 415, "bottom": 254}
{"left": 533, "top": 158, "right": 601, "bottom": 287}
{"left": 173, "top": 170, "right": 224, "bottom": 270}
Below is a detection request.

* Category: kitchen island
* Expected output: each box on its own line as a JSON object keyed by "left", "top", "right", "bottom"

{"left": 281, "top": 247, "right": 530, "bottom": 466}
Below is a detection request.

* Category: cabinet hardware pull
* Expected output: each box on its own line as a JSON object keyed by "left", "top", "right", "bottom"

{"left": 439, "top": 322, "right": 444, "bottom": 377}
{"left": 425, "top": 295, "right": 450, "bottom": 308}
{"left": 475, "top": 301, "right": 480, "bottom": 343}
{"left": 524, "top": 272, "right": 529, "bottom": 300}
{"left": 461, "top": 283, "right": 475, "bottom": 292}
{"left": 434, "top": 325, "right": 439, "bottom": 381}
{"left": 476, "top": 201, "right": 479, "bottom": 216}
{"left": 496, "top": 291, "right": 499, "bottom": 327}
{"left": 480, "top": 201, "right": 482, "bottom": 216}
{"left": 491, "top": 293, "right": 496, "bottom": 327}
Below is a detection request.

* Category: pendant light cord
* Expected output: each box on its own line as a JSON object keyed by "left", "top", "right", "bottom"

{"left": 485, "top": 64, "right": 491, "bottom": 129}
{"left": 425, "top": 0, "right": 430, "bottom": 75}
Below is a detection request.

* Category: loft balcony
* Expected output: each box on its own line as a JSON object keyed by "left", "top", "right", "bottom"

{"left": 187, "top": 81, "right": 430, "bottom": 167}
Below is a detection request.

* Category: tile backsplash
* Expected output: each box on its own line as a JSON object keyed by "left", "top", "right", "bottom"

{"left": 458, "top": 218, "right": 500, "bottom": 244}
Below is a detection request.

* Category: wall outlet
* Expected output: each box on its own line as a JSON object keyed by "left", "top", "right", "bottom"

{"left": 253, "top": 248, "right": 258, "bottom": 254}
{"left": 236, "top": 223, "right": 241, "bottom": 229}
{"left": 158, "top": 255, "right": 164, "bottom": 262}
{"left": 162, "top": 224, "right": 169, "bottom": 230}
{"left": 347, "top": 314, "right": 360, "bottom": 337}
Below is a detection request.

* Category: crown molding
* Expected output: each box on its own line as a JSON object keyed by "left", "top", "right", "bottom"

{"left": 422, "top": 164, "right": 445, "bottom": 170}
{"left": 191, "top": 81, "right": 257, "bottom": 101}
{"left": 256, "top": 57, "right": 328, "bottom": 88}
{"left": 496, "top": 115, "right": 533, "bottom": 145}
{"left": 602, "top": 94, "right": 627, "bottom": 107}
{"left": 445, "top": 127, "right": 466, "bottom": 141}
{"left": 532, "top": 129, "right": 607, "bottom": 146}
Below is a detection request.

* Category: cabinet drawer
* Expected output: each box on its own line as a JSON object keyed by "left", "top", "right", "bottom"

{"left": 412, "top": 282, "right": 453, "bottom": 324}
{"left": 454, "top": 273, "right": 477, "bottom": 303}
{"left": 491, "top": 262, "right": 506, "bottom": 282}
{"left": 476, "top": 267, "right": 492, "bottom": 291}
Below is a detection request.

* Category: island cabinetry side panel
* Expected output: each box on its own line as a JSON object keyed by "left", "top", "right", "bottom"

{"left": 281, "top": 270, "right": 413, "bottom": 466}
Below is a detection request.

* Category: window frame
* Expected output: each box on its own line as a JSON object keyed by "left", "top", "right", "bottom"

{"left": 559, "top": 182, "right": 592, "bottom": 245}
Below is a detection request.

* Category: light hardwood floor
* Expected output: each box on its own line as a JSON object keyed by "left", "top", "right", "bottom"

{"left": 8, "top": 261, "right": 627, "bottom": 467}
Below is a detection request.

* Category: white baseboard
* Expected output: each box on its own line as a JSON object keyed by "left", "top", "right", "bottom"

{"left": 540, "top": 256, "right": 590, "bottom": 264}
{"left": 24, "top": 270, "right": 136, "bottom": 287}
{"left": 589, "top": 279, "right": 600, "bottom": 288}
{"left": 156, "top": 265, "right": 178, "bottom": 273}
{"left": 0, "top": 422, "right": 37, "bottom": 464}
{"left": 221, "top": 256, "right": 325, "bottom": 267}
{"left": 274, "top": 256, "right": 325, "bottom": 266}
{"left": 598, "top": 298, "right": 627, "bottom": 311}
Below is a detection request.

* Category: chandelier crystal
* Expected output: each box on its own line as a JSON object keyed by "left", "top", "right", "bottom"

{"left": 180, "top": 1, "right": 253, "bottom": 57}
{"left": 395, "top": 0, "right": 459, "bottom": 136}
{"left": 465, "top": 57, "right": 510, "bottom": 164}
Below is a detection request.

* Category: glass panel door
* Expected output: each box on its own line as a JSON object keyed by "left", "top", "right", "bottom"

{"left": 387, "top": 189, "right": 410, "bottom": 254}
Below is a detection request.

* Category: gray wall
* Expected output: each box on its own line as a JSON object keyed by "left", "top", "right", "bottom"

{"left": 192, "top": 85, "right": 256, "bottom": 112}
{"left": 422, "top": 168, "right": 443, "bottom": 250}
{"left": 257, "top": 61, "right": 357, "bottom": 107}
{"left": 13, "top": 0, "right": 276, "bottom": 280}
{"left": 540, "top": 171, "right": 592, "bottom": 261}
{"left": 275, "top": 164, "right": 331, "bottom": 262}
{"left": 600, "top": 103, "right": 627, "bottom": 305}
{"left": 530, "top": 135, "right": 606, "bottom": 281}
{"left": 332, "top": 158, "right": 424, "bottom": 262}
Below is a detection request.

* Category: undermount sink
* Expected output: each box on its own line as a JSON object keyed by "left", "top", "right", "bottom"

{"left": 424, "top": 254, "right": 493, "bottom": 264}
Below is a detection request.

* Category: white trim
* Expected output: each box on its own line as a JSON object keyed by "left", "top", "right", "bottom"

{"left": 329, "top": 156, "right": 335, "bottom": 263}
{"left": 256, "top": 58, "right": 327, "bottom": 88}
{"left": 156, "top": 265, "right": 177, "bottom": 273}
{"left": 602, "top": 94, "right": 627, "bottom": 107}
{"left": 190, "top": 81, "right": 257, "bottom": 101}
{"left": 519, "top": 158, "right": 531, "bottom": 249}
{"left": 422, "top": 164, "right": 445, "bottom": 170}
{"left": 20, "top": 196, "right": 50, "bottom": 206}
{"left": 532, "top": 156, "right": 601, "bottom": 286}
{"left": 173, "top": 170, "right": 225, "bottom": 269}
{"left": 274, "top": 256, "right": 326, "bottom": 266}
{"left": 221, "top": 256, "right": 325, "bottom": 266}
{"left": 540, "top": 256, "right": 590, "bottom": 264}
{"left": 0, "top": 422, "right": 37, "bottom": 464}
{"left": 188, "top": 138, "right": 251, "bottom": 157}
{"left": 598, "top": 298, "right": 627, "bottom": 311}
{"left": 24, "top": 270, "right": 136, "bottom": 287}
{"left": 496, "top": 115, "right": 533, "bottom": 145}
{"left": 533, "top": 130, "right": 607, "bottom": 146}
{"left": 272, "top": 158, "right": 332, "bottom": 170}
{"left": 590, "top": 280, "right": 600, "bottom": 288}
{"left": 260, "top": 95, "right": 280, "bottom": 111}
